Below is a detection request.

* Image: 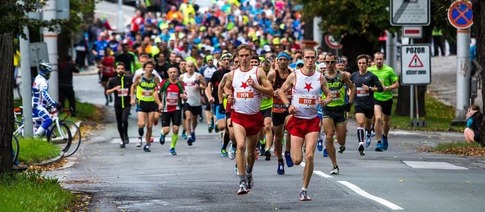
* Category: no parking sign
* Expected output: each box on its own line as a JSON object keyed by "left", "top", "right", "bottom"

{"left": 448, "top": 0, "right": 473, "bottom": 29}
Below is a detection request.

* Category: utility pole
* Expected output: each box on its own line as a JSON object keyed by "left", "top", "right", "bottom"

{"left": 385, "top": 31, "right": 396, "bottom": 69}
{"left": 454, "top": 28, "right": 471, "bottom": 122}
{"left": 43, "top": 0, "right": 59, "bottom": 102}
{"left": 118, "top": 0, "right": 124, "bottom": 33}
{"left": 20, "top": 26, "right": 33, "bottom": 137}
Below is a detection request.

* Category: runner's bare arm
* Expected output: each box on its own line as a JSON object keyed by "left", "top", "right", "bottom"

{"left": 223, "top": 72, "right": 234, "bottom": 102}
{"left": 343, "top": 73, "right": 355, "bottom": 103}
{"left": 253, "top": 68, "right": 274, "bottom": 96}
{"left": 277, "top": 72, "right": 295, "bottom": 105}
{"left": 206, "top": 82, "right": 213, "bottom": 100}
{"left": 320, "top": 75, "right": 332, "bottom": 106}
{"left": 130, "top": 75, "right": 141, "bottom": 105}
{"left": 218, "top": 73, "right": 230, "bottom": 102}
{"left": 197, "top": 74, "right": 206, "bottom": 90}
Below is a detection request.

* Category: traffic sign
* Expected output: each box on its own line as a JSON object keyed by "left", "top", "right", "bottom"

{"left": 401, "top": 44, "right": 431, "bottom": 85}
{"left": 448, "top": 0, "right": 473, "bottom": 29}
{"left": 324, "top": 35, "right": 342, "bottom": 49}
{"left": 29, "top": 42, "right": 49, "bottom": 67}
{"left": 402, "top": 26, "right": 423, "bottom": 38}
{"left": 390, "top": 0, "right": 430, "bottom": 26}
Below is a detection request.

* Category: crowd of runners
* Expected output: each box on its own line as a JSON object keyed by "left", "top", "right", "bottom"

{"left": 87, "top": 0, "right": 400, "bottom": 201}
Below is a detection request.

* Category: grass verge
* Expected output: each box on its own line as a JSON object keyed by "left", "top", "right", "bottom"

{"left": 18, "top": 137, "right": 61, "bottom": 164}
{"left": 390, "top": 94, "right": 463, "bottom": 132}
{"left": 0, "top": 171, "right": 74, "bottom": 211}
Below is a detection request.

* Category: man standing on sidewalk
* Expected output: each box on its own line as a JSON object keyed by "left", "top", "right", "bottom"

{"left": 58, "top": 56, "right": 80, "bottom": 116}
{"left": 368, "top": 52, "right": 399, "bottom": 151}
{"left": 223, "top": 44, "right": 274, "bottom": 195}
{"left": 106, "top": 62, "right": 133, "bottom": 147}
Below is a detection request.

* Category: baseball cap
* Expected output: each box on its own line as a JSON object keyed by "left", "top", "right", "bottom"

{"left": 263, "top": 45, "right": 271, "bottom": 52}
{"left": 318, "top": 62, "right": 327, "bottom": 70}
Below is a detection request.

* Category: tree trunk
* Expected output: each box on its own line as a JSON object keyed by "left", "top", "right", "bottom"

{"left": 395, "top": 24, "right": 434, "bottom": 117}
{"left": 0, "top": 32, "right": 15, "bottom": 174}
{"left": 472, "top": 0, "right": 485, "bottom": 112}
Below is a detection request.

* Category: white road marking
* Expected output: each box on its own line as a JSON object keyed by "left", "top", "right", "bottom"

{"left": 111, "top": 137, "right": 172, "bottom": 144}
{"left": 403, "top": 161, "right": 468, "bottom": 170}
{"left": 314, "top": 171, "right": 333, "bottom": 179}
{"left": 338, "top": 181, "right": 404, "bottom": 210}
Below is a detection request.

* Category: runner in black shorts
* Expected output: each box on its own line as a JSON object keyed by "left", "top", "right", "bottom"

{"left": 350, "top": 54, "right": 383, "bottom": 155}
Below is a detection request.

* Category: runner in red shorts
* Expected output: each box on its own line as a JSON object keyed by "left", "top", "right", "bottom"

{"left": 277, "top": 48, "right": 332, "bottom": 201}
{"left": 223, "top": 44, "right": 274, "bottom": 195}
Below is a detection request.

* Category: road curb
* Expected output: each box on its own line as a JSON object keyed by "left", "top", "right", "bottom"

{"left": 31, "top": 152, "right": 65, "bottom": 166}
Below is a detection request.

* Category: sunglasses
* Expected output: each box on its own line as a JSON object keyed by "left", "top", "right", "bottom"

{"left": 325, "top": 60, "right": 336, "bottom": 64}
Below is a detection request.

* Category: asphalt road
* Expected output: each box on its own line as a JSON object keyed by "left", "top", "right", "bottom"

{"left": 45, "top": 73, "right": 485, "bottom": 212}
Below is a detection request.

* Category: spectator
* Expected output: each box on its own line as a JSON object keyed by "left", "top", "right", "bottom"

{"left": 464, "top": 105, "right": 483, "bottom": 145}
{"left": 58, "top": 56, "right": 80, "bottom": 116}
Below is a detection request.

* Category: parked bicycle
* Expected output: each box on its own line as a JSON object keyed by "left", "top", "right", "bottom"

{"left": 13, "top": 106, "right": 82, "bottom": 157}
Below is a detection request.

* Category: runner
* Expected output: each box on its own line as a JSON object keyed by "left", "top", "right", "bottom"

{"left": 368, "top": 52, "right": 399, "bottom": 151}
{"left": 276, "top": 48, "right": 333, "bottom": 201}
{"left": 130, "top": 60, "right": 161, "bottom": 152}
{"left": 180, "top": 60, "right": 206, "bottom": 146}
{"left": 321, "top": 53, "right": 355, "bottom": 174}
{"left": 106, "top": 62, "right": 133, "bottom": 148}
{"left": 267, "top": 51, "right": 294, "bottom": 174}
{"left": 206, "top": 53, "right": 233, "bottom": 156}
{"left": 200, "top": 56, "right": 218, "bottom": 132}
{"left": 350, "top": 54, "right": 383, "bottom": 155}
{"left": 154, "top": 67, "right": 187, "bottom": 155}
{"left": 223, "top": 44, "right": 274, "bottom": 195}
{"left": 258, "top": 59, "right": 274, "bottom": 161}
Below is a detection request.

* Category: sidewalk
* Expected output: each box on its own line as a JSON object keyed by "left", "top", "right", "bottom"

{"left": 75, "top": 65, "right": 99, "bottom": 76}
{"left": 427, "top": 55, "right": 483, "bottom": 109}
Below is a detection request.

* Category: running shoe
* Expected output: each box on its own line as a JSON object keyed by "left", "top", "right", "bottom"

{"left": 136, "top": 137, "right": 142, "bottom": 147}
{"left": 149, "top": 137, "right": 154, "bottom": 143}
{"left": 323, "top": 148, "right": 329, "bottom": 157}
{"left": 246, "top": 174, "right": 253, "bottom": 189}
{"left": 124, "top": 133, "right": 129, "bottom": 144}
{"left": 299, "top": 190, "right": 311, "bottom": 201}
{"left": 143, "top": 145, "right": 151, "bottom": 152}
{"left": 277, "top": 159, "right": 285, "bottom": 175}
{"left": 208, "top": 124, "right": 213, "bottom": 133}
{"left": 284, "top": 151, "right": 294, "bottom": 167}
{"left": 159, "top": 134, "right": 165, "bottom": 145}
{"left": 191, "top": 132, "right": 196, "bottom": 142}
{"left": 120, "top": 139, "right": 125, "bottom": 148}
{"left": 259, "top": 147, "right": 265, "bottom": 156}
{"left": 181, "top": 130, "right": 187, "bottom": 139}
{"left": 375, "top": 142, "right": 383, "bottom": 152}
{"left": 169, "top": 148, "right": 177, "bottom": 155}
{"left": 330, "top": 165, "right": 339, "bottom": 175}
{"left": 338, "top": 145, "right": 346, "bottom": 154}
{"left": 264, "top": 150, "right": 271, "bottom": 161}
{"left": 382, "top": 135, "right": 389, "bottom": 150}
{"left": 228, "top": 147, "right": 236, "bottom": 160}
{"left": 187, "top": 136, "right": 193, "bottom": 146}
{"left": 365, "top": 134, "right": 371, "bottom": 148}
{"left": 317, "top": 139, "right": 323, "bottom": 152}
{"left": 221, "top": 149, "right": 228, "bottom": 157}
{"left": 237, "top": 181, "right": 249, "bottom": 195}
{"left": 358, "top": 142, "right": 365, "bottom": 156}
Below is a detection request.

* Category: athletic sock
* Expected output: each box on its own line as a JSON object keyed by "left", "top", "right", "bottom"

{"left": 357, "top": 127, "right": 364, "bottom": 143}
{"left": 170, "top": 134, "right": 179, "bottom": 148}
{"left": 246, "top": 165, "right": 253, "bottom": 174}
{"left": 138, "top": 128, "right": 144, "bottom": 137}
{"left": 222, "top": 132, "right": 230, "bottom": 149}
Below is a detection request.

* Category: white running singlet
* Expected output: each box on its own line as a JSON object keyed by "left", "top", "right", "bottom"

{"left": 291, "top": 70, "right": 322, "bottom": 119}
{"left": 181, "top": 72, "right": 202, "bottom": 106}
{"left": 232, "top": 66, "right": 261, "bottom": 115}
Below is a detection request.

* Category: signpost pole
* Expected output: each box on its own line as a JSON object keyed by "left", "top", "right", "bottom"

{"left": 453, "top": 28, "right": 471, "bottom": 123}
{"left": 409, "top": 39, "right": 415, "bottom": 124}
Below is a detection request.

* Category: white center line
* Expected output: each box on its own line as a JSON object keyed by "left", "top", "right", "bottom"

{"left": 300, "top": 162, "right": 333, "bottom": 178}
{"left": 338, "top": 181, "right": 404, "bottom": 210}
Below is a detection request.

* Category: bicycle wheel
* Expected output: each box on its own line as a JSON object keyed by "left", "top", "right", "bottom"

{"left": 62, "top": 121, "right": 82, "bottom": 157}
{"left": 47, "top": 123, "right": 73, "bottom": 154}
{"left": 12, "top": 135, "right": 20, "bottom": 163}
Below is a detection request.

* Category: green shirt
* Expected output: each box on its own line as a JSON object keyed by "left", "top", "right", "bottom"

{"left": 136, "top": 76, "right": 157, "bottom": 102}
{"left": 260, "top": 96, "right": 273, "bottom": 110}
{"left": 368, "top": 65, "right": 398, "bottom": 101}
{"left": 322, "top": 71, "right": 346, "bottom": 107}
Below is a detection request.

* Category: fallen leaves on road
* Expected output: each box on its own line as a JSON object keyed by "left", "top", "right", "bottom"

{"left": 418, "top": 145, "right": 485, "bottom": 157}
{"left": 66, "top": 192, "right": 93, "bottom": 212}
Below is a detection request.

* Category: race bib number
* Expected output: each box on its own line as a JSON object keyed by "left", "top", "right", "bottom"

{"left": 166, "top": 92, "right": 179, "bottom": 106}
{"left": 356, "top": 87, "right": 369, "bottom": 97}
{"left": 142, "top": 89, "right": 153, "bottom": 97}
{"left": 272, "top": 98, "right": 286, "bottom": 113}
{"left": 236, "top": 91, "right": 254, "bottom": 100}
{"left": 298, "top": 96, "right": 317, "bottom": 108}
{"left": 99, "top": 50, "right": 105, "bottom": 56}
{"left": 330, "top": 90, "right": 341, "bottom": 101}
{"left": 118, "top": 88, "right": 129, "bottom": 97}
